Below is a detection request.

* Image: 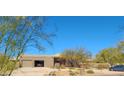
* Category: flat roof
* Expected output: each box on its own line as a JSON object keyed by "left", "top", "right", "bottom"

{"left": 20, "top": 54, "right": 60, "bottom": 58}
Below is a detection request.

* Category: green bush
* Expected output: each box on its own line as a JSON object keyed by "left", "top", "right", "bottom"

{"left": 0, "top": 55, "right": 17, "bottom": 75}
{"left": 0, "top": 61, "right": 16, "bottom": 76}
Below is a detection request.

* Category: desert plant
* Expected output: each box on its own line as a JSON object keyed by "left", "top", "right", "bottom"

{"left": 61, "top": 47, "right": 91, "bottom": 67}
{"left": 54, "top": 63, "right": 60, "bottom": 69}
{"left": 95, "top": 46, "right": 124, "bottom": 66}
{"left": 83, "top": 63, "right": 91, "bottom": 69}
{"left": 69, "top": 70, "right": 76, "bottom": 76}
{"left": 97, "top": 63, "right": 109, "bottom": 70}
{"left": 60, "top": 64, "right": 65, "bottom": 69}
{"left": 69, "top": 69, "right": 79, "bottom": 76}
{"left": 0, "top": 16, "right": 55, "bottom": 75}
{"left": 86, "top": 70, "right": 94, "bottom": 74}
{"left": 49, "top": 71, "right": 56, "bottom": 76}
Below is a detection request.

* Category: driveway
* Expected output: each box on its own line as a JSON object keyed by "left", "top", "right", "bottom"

{"left": 12, "top": 67, "right": 58, "bottom": 76}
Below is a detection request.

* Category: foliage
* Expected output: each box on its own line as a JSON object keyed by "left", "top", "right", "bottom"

{"left": 61, "top": 47, "right": 91, "bottom": 67}
{"left": 69, "top": 69, "right": 79, "bottom": 76}
{"left": 95, "top": 47, "right": 124, "bottom": 66}
{"left": 83, "top": 62, "right": 91, "bottom": 69}
{"left": 54, "top": 63, "right": 61, "bottom": 69}
{"left": 86, "top": 70, "right": 94, "bottom": 74}
{"left": 0, "top": 55, "right": 15, "bottom": 75}
{"left": 49, "top": 71, "right": 56, "bottom": 76}
{"left": 60, "top": 64, "right": 65, "bottom": 69}
{"left": 0, "top": 16, "right": 55, "bottom": 75}
{"left": 97, "top": 63, "right": 109, "bottom": 69}
{"left": 95, "top": 41, "right": 124, "bottom": 67}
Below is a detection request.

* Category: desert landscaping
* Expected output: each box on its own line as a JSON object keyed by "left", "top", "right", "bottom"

{"left": 11, "top": 67, "right": 124, "bottom": 76}
{"left": 1, "top": 16, "right": 124, "bottom": 76}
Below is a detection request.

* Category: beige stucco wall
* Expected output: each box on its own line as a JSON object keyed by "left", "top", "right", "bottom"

{"left": 22, "top": 60, "right": 34, "bottom": 67}
{"left": 20, "top": 55, "right": 54, "bottom": 67}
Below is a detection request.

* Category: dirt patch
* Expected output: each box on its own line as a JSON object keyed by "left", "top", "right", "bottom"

{"left": 12, "top": 67, "right": 58, "bottom": 76}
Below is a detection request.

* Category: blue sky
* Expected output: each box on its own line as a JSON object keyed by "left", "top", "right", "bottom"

{"left": 26, "top": 16, "right": 124, "bottom": 56}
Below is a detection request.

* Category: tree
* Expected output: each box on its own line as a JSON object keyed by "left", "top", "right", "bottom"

{"left": 0, "top": 16, "right": 55, "bottom": 75}
{"left": 116, "top": 41, "right": 124, "bottom": 63}
{"left": 60, "top": 47, "right": 91, "bottom": 67}
{"left": 117, "top": 41, "right": 124, "bottom": 53}
{"left": 95, "top": 47, "right": 124, "bottom": 66}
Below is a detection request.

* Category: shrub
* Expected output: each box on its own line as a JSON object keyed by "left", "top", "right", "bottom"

{"left": 0, "top": 55, "right": 17, "bottom": 75}
{"left": 19, "top": 62, "right": 22, "bottom": 68}
{"left": 60, "top": 64, "right": 65, "bottom": 69}
{"left": 0, "top": 61, "right": 16, "bottom": 76}
{"left": 97, "top": 63, "right": 109, "bottom": 69}
{"left": 49, "top": 71, "right": 56, "bottom": 76}
{"left": 69, "top": 70, "right": 76, "bottom": 76}
{"left": 83, "top": 63, "right": 91, "bottom": 69}
{"left": 69, "top": 69, "right": 79, "bottom": 76}
{"left": 86, "top": 70, "right": 94, "bottom": 74}
{"left": 54, "top": 63, "right": 61, "bottom": 69}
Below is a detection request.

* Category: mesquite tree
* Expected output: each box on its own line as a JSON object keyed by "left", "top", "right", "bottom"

{"left": 61, "top": 47, "right": 91, "bottom": 67}
{"left": 95, "top": 42, "right": 124, "bottom": 67}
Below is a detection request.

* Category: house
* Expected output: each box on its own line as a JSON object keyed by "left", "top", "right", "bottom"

{"left": 19, "top": 54, "right": 64, "bottom": 67}
{"left": 19, "top": 54, "right": 93, "bottom": 68}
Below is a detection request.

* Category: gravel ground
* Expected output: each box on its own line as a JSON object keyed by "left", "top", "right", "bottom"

{"left": 87, "top": 69, "right": 124, "bottom": 76}
{"left": 12, "top": 67, "right": 58, "bottom": 76}
{"left": 12, "top": 67, "right": 124, "bottom": 76}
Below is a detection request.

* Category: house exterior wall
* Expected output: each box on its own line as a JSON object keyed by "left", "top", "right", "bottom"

{"left": 20, "top": 55, "right": 54, "bottom": 67}
{"left": 22, "top": 60, "right": 34, "bottom": 67}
